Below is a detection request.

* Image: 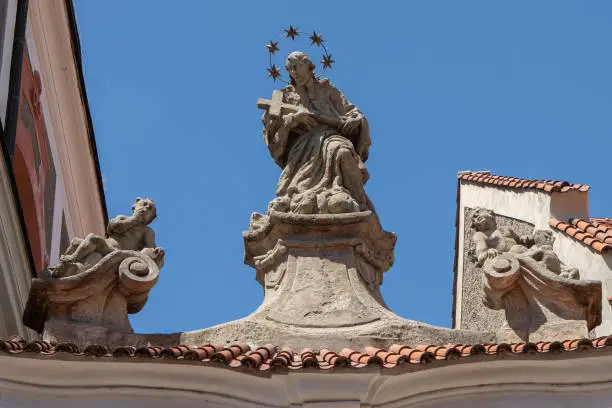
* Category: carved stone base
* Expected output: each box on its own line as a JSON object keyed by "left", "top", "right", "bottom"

{"left": 23, "top": 250, "right": 163, "bottom": 346}
{"left": 245, "top": 211, "right": 394, "bottom": 328}
{"left": 484, "top": 254, "right": 601, "bottom": 342}
{"left": 178, "top": 211, "right": 497, "bottom": 348}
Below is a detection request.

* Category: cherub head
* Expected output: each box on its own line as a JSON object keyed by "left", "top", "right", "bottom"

{"left": 132, "top": 197, "right": 157, "bottom": 224}
{"left": 471, "top": 207, "right": 496, "bottom": 232}
{"left": 286, "top": 51, "right": 315, "bottom": 87}
{"left": 533, "top": 229, "right": 554, "bottom": 247}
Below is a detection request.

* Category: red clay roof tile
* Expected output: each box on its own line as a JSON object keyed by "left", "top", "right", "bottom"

{"left": 550, "top": 218, "right": 612, "bottom": 255}
{"left": 458, "top": 171, "right": 590, "bottom": 194}
{"left": 2, "top": 337, "right": 612, "bottom": 373}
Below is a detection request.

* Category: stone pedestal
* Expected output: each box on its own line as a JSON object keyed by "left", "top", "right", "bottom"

{"left": 245, "top": 211, "right": 395, "bottom": 328}
{"left": 23, "top": 250, "right": 162, "bottom": 347}
{"left": 181, "top": 211, "right": 495, "bottom": 349}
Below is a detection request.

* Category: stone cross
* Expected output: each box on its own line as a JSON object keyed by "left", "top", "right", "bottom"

{"left": 257, "top": 89, "right": 299, "bottom": 120}
{"left": 257, "top": 89, "right": 341, "bottom": 128}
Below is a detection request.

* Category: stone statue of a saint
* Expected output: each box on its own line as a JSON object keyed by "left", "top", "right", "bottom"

{"left": 259, "top": 51, "right": 373, "bottom": 215}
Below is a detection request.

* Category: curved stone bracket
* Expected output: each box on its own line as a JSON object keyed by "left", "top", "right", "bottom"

{"left": 483, "top": 253, "right": 601, "bottom": 342}
{"left": 23, "top": 250, "right": 160, "bottom": 334}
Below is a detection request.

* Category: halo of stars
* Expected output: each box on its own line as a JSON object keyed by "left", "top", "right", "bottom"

{"left": 265, "top": 25, "right": 335, "bottom": 83}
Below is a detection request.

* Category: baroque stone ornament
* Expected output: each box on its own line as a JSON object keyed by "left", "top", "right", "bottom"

{"left": 258, "top": 51, "right": 373, "bottom": 215}
{"left": 178, "top": 52, "right": 497, "bottom": 349}
{"left": 471, "top": 208, "right": 602, "bottom": 342}
{"left": 180, "top": 208, "right": 494, "bottom": 350}
{"left": 245, "top": 211, "right": 394, "bottom": 328}
{"left": 22, "top": 198, "right": 165, "bottom": 346}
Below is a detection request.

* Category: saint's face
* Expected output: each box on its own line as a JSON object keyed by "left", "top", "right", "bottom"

{"left": 288, "top": 60, "right": 313, "bottom": 87}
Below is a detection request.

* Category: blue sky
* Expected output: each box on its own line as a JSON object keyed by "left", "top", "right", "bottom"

{"left": 74, "top": 1, "right": 612, "bottom": 334}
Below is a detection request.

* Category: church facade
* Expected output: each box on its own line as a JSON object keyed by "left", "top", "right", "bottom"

{"left": 0, "top": 0, "right": 106, "bottom": 339}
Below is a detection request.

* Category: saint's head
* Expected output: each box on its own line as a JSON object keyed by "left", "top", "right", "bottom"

{"left": 286, "top": 51, "right": 315, "bottom": 87}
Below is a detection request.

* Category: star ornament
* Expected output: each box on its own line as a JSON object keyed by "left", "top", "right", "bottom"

{"left": 309, "top": 31, "right": 324, "bottom": 47}
{"left": 266, "top": 40, "right": 280, "bottom": 55}
{"left": 321, "top": 54, "right": 335, "bottom": 70}
{"left": 284, "top": 25, "right": 299, "bottom": 40}
{"left": 267, "top": 64, "right": 282, "bottom": 81}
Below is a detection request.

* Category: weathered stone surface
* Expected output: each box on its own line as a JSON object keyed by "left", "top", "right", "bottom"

{"left": 181, "top": 211, "right": 495, "bottom": 348}
{"left": 470, "top": 207, "right": 602, "bottom": 342}
{"left": 461, "top": 207, "right": 533, "bottom": 331}
{"left": 483, "top": 253, "right": 601, "bottom": 342}
{"left": 178, "top": 54, "right": 497, "bottom": 349}
{"left": 180, "top": 316, "right": 495, "bottom": 351}
{"left": 246, "top": 211, "right": 393, "bottom": 328}
{"left": 22, "top": 199, "right": 165, "bottom": 347}
{"left": 259, "top": 51, "right": 373, "bottom": 215}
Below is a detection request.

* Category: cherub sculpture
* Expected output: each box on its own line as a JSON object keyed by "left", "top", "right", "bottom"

{"left": 49, "top": 198, "right": 164, "bottom": 277}
{"left": 471, "top": 207, "right": 533, "bottom": 266}
{"left": 523, "top": 230, "right": 579, "bottom": 279}
{"left": 471, "top": 207, "right": 579, "bottom": 279}
{"left": 474, "top": 208, "right": 598, "bottom": 341}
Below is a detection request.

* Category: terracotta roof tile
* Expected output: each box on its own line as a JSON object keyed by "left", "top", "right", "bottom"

{"left": 414, "top": 344, "right": 461, "bottom": 360}
{"left": 3, "top": 336, "right": 612, "bottom": 373}
{"left": 84, "top": 344, "right": 109, "bottom": 357}
{"left": 509, "top": 343, "right": 538, "bottom": 354}
{"left": 550, "top": 218, "right": 612, "bottom": 255}
{"left": 389, "top": 344, "right": 434, "bottom": 363}
{"left": 458, "top": 171, "right": 590, "bottom": 194}
{"left": 482, "top": 344, "right": 500, "bottom": 354}
{"left": 342, "top": 348, "right": 383, "bottom": 367}
{"left": 593, "top": 336, "right": 612, "bottom": 348}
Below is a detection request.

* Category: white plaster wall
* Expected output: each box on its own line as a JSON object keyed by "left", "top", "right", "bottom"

{"left": 415, "top": 391, "right": 612, "bottom": 408}
{"left": 3, "top": 353, "right": 612, "bottom": 407}
{"left": 550, "top": 190, "right": 589, "bottom": 221}
{"left": 8, "top": 388, "right": 612, "bottom": 408}
{"left": 554, "top": 231, "right": 612, "bottom": 336}
{"left": 460, "top": 183, "right": 554, "bottom": 229}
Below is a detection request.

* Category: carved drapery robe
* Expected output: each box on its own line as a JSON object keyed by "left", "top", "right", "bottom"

{"left": 262, "top": 79, "right": 373, "bottom": 214}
